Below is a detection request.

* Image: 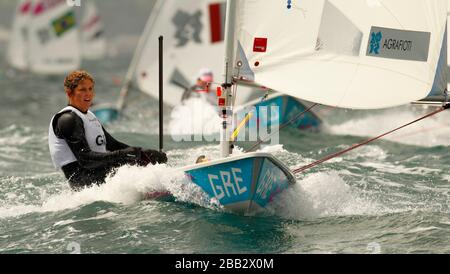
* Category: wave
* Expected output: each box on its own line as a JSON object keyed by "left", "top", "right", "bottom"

{"left": 325, "top": 106, "right": 450, "bottom": 147}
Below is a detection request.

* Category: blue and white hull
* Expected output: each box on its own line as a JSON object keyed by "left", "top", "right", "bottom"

{"left": 236, "top": 93, "right": 322, "bottom": 131}
{"left": 92, "top": 103, "right": 120, "bottom": 124}
{"left": 181, "top": 152, "right": 296, "bottom": 214}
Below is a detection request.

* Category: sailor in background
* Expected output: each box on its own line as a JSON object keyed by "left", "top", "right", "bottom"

{"left": 48, "top": 70, "right": 167, "bottom": 190}
{"left": 181, "top": 68, "right": 217, "bottom": 105}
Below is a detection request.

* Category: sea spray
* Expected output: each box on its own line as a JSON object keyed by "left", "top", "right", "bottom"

{"left": 268, "top": 171, "right": 389, "bottom": 219}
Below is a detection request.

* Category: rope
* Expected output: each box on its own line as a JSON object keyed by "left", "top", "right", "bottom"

{"left": 231, "top": 91, "right": 269, "bottom": 144}
{"left": 292, "top": 104, "right": 450, "bottom": 174}
{"left": 231, "top": 112, "right": 254, "bottom": 142}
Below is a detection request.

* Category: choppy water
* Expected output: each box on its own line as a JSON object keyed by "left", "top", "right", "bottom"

{"left": 2, "top": 6, "right": 450, "bottom": 254}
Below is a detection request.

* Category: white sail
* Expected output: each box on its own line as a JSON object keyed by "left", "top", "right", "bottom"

{"left": 448, "top": 0, "right": 450, "bottom": 68}
{"left": 7, "top": 0, "right": 32, "bottom": 70}
{"left": 81, "top": 1, "right": 106, "bottom": 60}
{"left": 447, "top": 0, "right": 450, "bottom": 91}
{"left": 420, "top": 25, "right": 447, "bottom": 102}
{"left": 230, "top": 0, "right": 447, "bottom": 109}
{"left": 28, "top": 0, "right": 81, "bottom": 75}
{"left": 407, "top": 0, "right": 448, "bottom": 101}
{"left": 136, "top": 0, "right": 253, "bottom": 107}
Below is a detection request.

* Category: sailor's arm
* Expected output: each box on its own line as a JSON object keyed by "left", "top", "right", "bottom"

{"left": 103, "top": 127, "right": 130, "bottom": 151}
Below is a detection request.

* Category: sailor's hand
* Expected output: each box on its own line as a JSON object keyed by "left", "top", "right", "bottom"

{"left": 120, "top": 147, "right": 142, "bottom": 162}
{"left": 154, "top": 151, "right": 168, "bottom": 164}
{"left": 142, "top": 149, "right": 168, "bottom": 165}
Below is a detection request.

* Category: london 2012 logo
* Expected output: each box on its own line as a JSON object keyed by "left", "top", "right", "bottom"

{"left": 287, "top": 0, "right": 293, "bottom": 9}
{"left": 286, "top": 0, "right": 301, "bottom": 9}
{"left": 369, "top": 31, "right": 382, "bottom": 54}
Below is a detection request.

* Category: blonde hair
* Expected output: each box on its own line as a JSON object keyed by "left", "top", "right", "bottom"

{"left": 64, "top": 70, "right": 95, "bottom": 92}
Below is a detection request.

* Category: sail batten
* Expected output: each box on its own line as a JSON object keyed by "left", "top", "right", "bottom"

{"left": 230, "top": 0, "right": 447, "bottom": 109}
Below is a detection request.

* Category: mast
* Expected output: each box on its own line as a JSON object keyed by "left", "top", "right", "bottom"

{"left": 116, "top": 0, "right": 164, "bottom": 110}
{"left": 159, "top": 36, "right": 164, "bottom": 152}
{"left": 220, "top": 0, "right": 237, "bottom": 158}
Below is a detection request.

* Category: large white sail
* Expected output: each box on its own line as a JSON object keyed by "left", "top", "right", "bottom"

{"left": 28, "top": 0, "right": 81, "bottom": 75}
{"left": 135, "top": 0, "right": 253, "bottom": 107}
{"left": 230, "top": 0, "right": 447, "bottom": 109}
{"left": 7, "top": 0, "right": 32, "bottom": 71}
{"left": 81, "top": 1, "right": 106, "bottom": 60}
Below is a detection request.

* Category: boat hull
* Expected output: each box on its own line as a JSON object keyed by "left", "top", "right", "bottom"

{"left": 236, "top": 94, "right": 322, "bottom": 132}
{"left": 182, "top": 152, "right": 295, "bottom": 214}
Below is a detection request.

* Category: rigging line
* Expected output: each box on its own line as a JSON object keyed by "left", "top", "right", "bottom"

{"left": 247, "top": 102, "right": 320, "bottom": 153}
{"left": 231, "top": 91, "right": 270, "bottom": 143}
{"left": 292, "top": 104, "right": 450, "bottom": 175}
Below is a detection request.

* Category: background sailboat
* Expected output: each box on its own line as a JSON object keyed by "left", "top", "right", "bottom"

{"left": 135, "top": 0, "right": 250, "bottom": 107}
{"left": 28, "top": 0, "right": 81, "bottom": 75}
{"left": 6, "top": 0, "right": 107, "bottom": 75}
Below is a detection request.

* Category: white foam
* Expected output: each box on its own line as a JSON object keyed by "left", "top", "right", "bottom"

{"left": 358, "top": 161, "right": 440, "bottom": 176}
{"left": 370, "top": 177, "right": 404, "bottom": 188}
{"left": 325, "top": 106, "right": 450, "bottom": 147}
{"left": 268, "top": 171, "right": 390, "bottom": 219}
{"left": 53, "top": 212, "right": 118, "bottom": 227}
{"left": 345, "top": 145, "right": 387, "bottom": 161}
{"left": 0, "top": 164, "right": 220, "bottom": 219}
{"left": 407, "top": 226, "right": 440, "bottom": 233}
{"left": 439, "top": 220, "right": 450, "bottom": 226}
{"left": 0, "top": 125, "right": 33, "bottom": 146}
{"left": 258, "top": 144, "right": 286, "bottom": 154}
{"left": 443, "top": 174, "right": 450, "bottom": 182}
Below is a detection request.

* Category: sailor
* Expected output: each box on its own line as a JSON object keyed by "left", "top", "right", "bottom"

{"left": 181, "top": 68, "right": 216, "bottom": 105}
{"left": 48, "top": 70, "right": 167, "bottom": 190}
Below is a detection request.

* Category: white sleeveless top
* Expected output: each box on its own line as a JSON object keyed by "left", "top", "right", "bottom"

{"left": 48, "top": 106, "right": 107, "bottom": 169}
